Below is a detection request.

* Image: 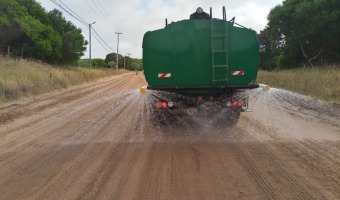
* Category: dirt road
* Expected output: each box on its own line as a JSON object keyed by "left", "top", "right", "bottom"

{"left": 0, "top": 72, "right": 339, "bottom": 200}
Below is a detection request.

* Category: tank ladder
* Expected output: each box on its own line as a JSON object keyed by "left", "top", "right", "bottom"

{"left": 211, "top": 6, "right": 229, "bottom": 85}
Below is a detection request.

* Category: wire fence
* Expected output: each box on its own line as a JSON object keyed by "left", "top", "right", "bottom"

{"left": 0, "top": 45, "right": 25, "bottom": 59}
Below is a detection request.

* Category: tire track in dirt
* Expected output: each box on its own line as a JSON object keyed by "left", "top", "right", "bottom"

{"left": 0, "top": 73, "right": 139, "bottom": 152}
{"left": 270, "top": 140, "right": 340, "bottom": 199}
{"left": 103, "top": 105, "right": 147, "bottom": 200}
{"left": 0, "top": 91, "right": 135, "bottom": 169}
{"left": 0, "top": 94, "right": 137, "bottom": 199}
{"left": 239, "top": 115, "right": 340, "bottom": 199}
{"left": 0, "top": 74, "right": 129, "bottom": 133}
{"left": 232, "top": 119, "right": 333, "bottom": 200}
{"left": 74, "top": 99, "right": 146, "bottom": 200}
{"left": 0, "top": 73, "right": 146, "bottom": 199}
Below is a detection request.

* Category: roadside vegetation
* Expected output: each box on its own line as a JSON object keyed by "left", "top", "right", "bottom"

{"left": 258, "top": 0, "right": 339, "bottom": 70}
{"left": 0, "top": 57, "right": 126, "bottom": 103}
{"left": 257, "top": 66, "right": 340, "bottom": 104}
{"left": 0, "top": 1, "right": 143, "bottom": 70}
{"left": 1, "top": 0, "right": 87, "bottom": 65}
{"left": 257, "top": 0, "right": 339, "bottom": 105}
{"left": 0, "top": 0, "right": 141, "bottom": 104}
{"left": 79, "top": 54, "right": 143, "bottom": 71}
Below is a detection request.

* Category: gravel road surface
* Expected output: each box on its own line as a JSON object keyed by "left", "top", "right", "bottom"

{"left": 0, "top": 72, "right": 339, "bottom": 200}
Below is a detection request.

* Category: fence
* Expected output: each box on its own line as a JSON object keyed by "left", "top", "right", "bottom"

{"left": 0, "top": 45, "right": 25, "bottom": 59}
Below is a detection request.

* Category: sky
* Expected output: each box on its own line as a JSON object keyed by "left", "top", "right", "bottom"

{"left": 37, "top": 0, "right": 283, "bottom": 59}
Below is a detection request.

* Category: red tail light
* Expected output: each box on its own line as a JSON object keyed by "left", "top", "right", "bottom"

{"left": 232, "top": 101, "right": 238, "bottom": 107}
{"left": 161, "top": 102, "right": 168, "bottom": 108}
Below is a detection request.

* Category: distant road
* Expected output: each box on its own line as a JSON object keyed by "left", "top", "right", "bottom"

{"left": 0, "top": 72, "right": 339, "bottom": 200}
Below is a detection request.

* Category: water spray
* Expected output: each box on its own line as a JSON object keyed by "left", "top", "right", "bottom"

{"left": 259, "top": 84, "right": 270, "bottom": 91}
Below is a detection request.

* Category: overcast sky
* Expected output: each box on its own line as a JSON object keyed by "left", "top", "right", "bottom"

{"left": 37, "top": 0, "right": 283, "bottom": 59}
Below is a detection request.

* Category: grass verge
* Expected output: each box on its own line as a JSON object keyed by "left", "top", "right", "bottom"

{"left": 257, "top": 66, "right": 340, "bottom": 104}
{"left": 0, "top": 57, "right": 127, "bottom": 104}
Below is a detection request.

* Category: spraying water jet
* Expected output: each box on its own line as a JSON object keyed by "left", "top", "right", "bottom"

{"left": 259, "top": 84, "right": 270, "bottom": 91}
{"left": 140, "top": 86, "right": 147, "bottom": 94}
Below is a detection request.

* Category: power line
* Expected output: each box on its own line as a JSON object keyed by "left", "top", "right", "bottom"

{"left": 92, "top": 33, "right": 111, "bottom": 53}
{"left": 94, "top": 0, "right": 121, "bottom": 31}
{"left": 86, "top": 0, "right": 120, "bottom": 31}
{"left": 50, "top": 0, "right": 87, "bottom": 26}
{"left": 84, "top": 0, "right": 118, "bottom": 33}
{"left": 57, "top": 0, "right": 88, "bottom": 25}
{"left": 49, "top": 0, "right": 116, "bottom": 55}
{"left": 90, "top": 0, "right": 107, "bottom": 21}
{"left": 84, "top": 0, "right": 113, "bottom": 34}
{"left": 95, "top": 0, "right": 110, "bottom": 19}
{"left": 84, "top": 0, "right": 102, "bottom": 21}
{"left": 92, "top": 28, "right": 115, "bottom": 51}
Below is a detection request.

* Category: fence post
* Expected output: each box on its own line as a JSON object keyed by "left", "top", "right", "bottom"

{"left": 7, "top": 46, "right": 10, "bottom": 59}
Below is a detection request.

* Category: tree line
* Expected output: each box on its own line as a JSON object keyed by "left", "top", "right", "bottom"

{"left": 258, "top": 0, "right": 339, "bottom": 70}
{"left": 0, "top": 0, "right": 87, "bottom": 65}
{"left": 78, "top": 53, "right": 143, "bottom": 71}
{"left": 4, "top": 0, "right": 337, "bottom": 70}
{"left": 0, "top": 0, "right": 143, "bottom": 70}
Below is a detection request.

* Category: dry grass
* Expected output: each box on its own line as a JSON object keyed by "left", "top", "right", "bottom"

{"left": 257, "top": 66, "right": 340, "bottom": 104}
{"left": 0, "top": 57, "right": 127, "bottom": 103}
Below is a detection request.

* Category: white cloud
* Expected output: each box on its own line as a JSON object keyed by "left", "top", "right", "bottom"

{"left": 37, "top": 0, "right": 283, "bottom": 59}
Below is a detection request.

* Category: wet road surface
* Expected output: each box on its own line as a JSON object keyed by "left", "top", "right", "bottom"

{"left": 0, "top": 72, "right": 339, "bottom": 200}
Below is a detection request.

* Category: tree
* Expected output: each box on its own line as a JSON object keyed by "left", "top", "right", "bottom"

{"left": 105, "top": 53, "right": 142, "bottom": 70}
{"left": 0, "top": 0, "right": 62, "bottom": 62}
{"left": 258, "top": 28, "right": 284, "bottom": 70}
{"left": 48, "top": 9, "right": 87, "bottom": 65}
{"left": 105, "top": 53, "right": 124, "bottom": 69}
{"left": 95, "top": 58, "right": 108, "bottom": 68}
{"left": 129, "top": 59, "right": 142, "bottom": 70}
{"left": 265, "top": 0, "right": 340, "bottom": 67}
{"left": 0, "top": 0, "right": 87, "bottom": 65}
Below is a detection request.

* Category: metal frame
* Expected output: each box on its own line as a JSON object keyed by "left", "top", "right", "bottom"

{"left": 147, "top": 84, "right": 259, "bottom": 91}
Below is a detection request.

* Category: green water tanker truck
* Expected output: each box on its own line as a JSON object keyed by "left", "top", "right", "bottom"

{"left": 142, "top": 7, "right": 261, "bottom": 125}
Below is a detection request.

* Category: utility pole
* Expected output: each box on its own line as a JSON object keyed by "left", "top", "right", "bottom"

{"left": 115, "top": 32, "right": 122, "bottom": 70}
{"left": 127, "top": 53, "right": 131, "bottom": 70}
{"left": 7, "top": 46, "right": 10, "bottom": 59}
{"left": 124, "top": 53, "right": 130, "bottom": 70}
{"left": 89, "top": 22, "right": 96, "bottom": 69}
{"left": 21, "top": 48, "right": 24, "bottom": 59}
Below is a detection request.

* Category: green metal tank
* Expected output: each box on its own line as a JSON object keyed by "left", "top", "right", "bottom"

{"left": 143, "top": 17, "right": 259, "bottom": 93}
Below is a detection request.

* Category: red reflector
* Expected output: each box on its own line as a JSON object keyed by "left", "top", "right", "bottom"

{"left": 161, "top": 102, "right": 168, "bottom": 108}
{"left": 232, "top": 101, "right": 238, "bottom": 107}
{"left": 155, "top": 102, "right": 162, "bottom": 109}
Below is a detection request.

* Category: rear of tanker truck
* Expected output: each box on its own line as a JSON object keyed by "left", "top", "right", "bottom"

{"left": 142, "top": 7, "right": 259, "bottom": 126}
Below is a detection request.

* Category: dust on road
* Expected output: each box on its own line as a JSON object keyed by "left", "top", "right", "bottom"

{"left": 0, "top": 72, "right": 339, "bottom": 200}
